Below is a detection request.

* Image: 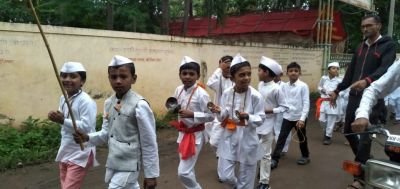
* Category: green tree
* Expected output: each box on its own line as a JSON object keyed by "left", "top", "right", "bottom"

{"left": 337, "top": 0, "right": 400, "bottom": 52}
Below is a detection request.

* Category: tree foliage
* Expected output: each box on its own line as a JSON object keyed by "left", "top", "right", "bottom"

{"left": 0, "top": 0, "right": 162, "bottom": 33}
{"left": 337, "top": 0, "right": 400, "bottom": 52}
{"left": 0, "top": 0, "right": 398, "bottom": 51}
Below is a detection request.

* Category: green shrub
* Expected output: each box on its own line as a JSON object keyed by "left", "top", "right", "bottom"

{"left": 96, "top": 114, "right": 103, "bottom": 131}
{"left": 155, "top": 111, "right": 177, "bottom": 129}
{"left": 310, "top": 91, "right": 320, "bottom": 103}
{"left": 0, "top": 116, "right": 60, "bottom": 171}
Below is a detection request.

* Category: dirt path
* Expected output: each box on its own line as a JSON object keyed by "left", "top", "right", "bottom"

{"left": 1, "top": 118, "right": 397, "bottom": 189}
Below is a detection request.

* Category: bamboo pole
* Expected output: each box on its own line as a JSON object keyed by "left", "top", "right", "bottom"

{"left": 316, "top": 0, "right": 322, "bottom": 45}
{"left": 324, "top": 0, "right": 331, "bottom": 71}
{"left": 28, "top": 0, "right": 84, "bottom": 150}
{"left": 327, "top": 0, "right": 334, "bottom": 68}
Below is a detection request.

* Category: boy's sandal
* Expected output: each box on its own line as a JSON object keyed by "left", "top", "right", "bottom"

{"left": 346, "top": 180, "right": 364, "bottom": 189}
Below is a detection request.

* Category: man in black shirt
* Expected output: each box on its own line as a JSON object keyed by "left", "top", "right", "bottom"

{"left": 330, "top": 15, "right": 396, "bottom": 188}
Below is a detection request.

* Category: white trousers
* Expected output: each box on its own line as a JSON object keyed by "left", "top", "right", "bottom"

{"left": 258, "top": 132, "right": 273, "bottom": 185}
{"left": 208, "top": 119, "right": 224, "bottom": 148}
{"left": 274, "top": 114, "right": 291, "bottom": 152}
{"left": 178, "top": 141, "right": 203, "bottom": 189}
{"left": 319, "top": 113, "right": 340, "bottom": 137}
{"left": 105, "top": 168, "right": 140, "bottom": 189}
{"left": 218, "top": 158, "right": 257, "bottom": 189}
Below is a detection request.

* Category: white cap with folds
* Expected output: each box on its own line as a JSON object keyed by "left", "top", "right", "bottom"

{"left": 60, "top": 62, "right": 86, "bottom": 73}
{"left": 328, "top": 62, "right": 340, "bottom": 68}
{"left": 108, "top": 55, "right": 133, "bottom": 66}
{"left": 180, "top": 56, "right": 197, "bottom": 66}
{"left": 230, "top": 53, "right": 247, "bottom": 68}
{"left": 260, "top": 56, "right": 282, "bottom": 75}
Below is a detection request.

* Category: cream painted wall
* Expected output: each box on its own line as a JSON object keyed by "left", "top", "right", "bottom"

{"left": 0, "top": 22, "right": 323, "bottom": 125}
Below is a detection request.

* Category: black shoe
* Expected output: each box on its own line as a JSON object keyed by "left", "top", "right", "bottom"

{"left": 271, "top": 159, "right": 278, "bottom": 169}
{"left": 323, "top": 136, "right": 332, "bottom": 145}
{"left": 257, "top": 183, "right": 270, "bottom": 189}
{"left": 297, "top": 157, "right": 310, "bottom": 165}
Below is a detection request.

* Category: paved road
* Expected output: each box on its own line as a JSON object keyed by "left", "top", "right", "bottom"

{"left": 1, "top": 118, "right": 397, "bottom": 189}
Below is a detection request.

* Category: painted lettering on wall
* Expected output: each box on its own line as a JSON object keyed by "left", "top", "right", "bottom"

{"left": 110, "top": 47, "right": 173, "bottom": 55}
{"left": 0, "top": 58, "right": 14, "bottom": 64}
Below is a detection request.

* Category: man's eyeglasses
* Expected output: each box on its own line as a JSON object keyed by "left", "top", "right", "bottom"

{"left": 361, "top": 24, "right": 377, "bottom": 29}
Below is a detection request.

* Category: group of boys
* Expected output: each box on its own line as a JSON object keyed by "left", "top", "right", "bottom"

{"left": 47, "top": 14, "right": 397, "bottom": 189}
{"left": 49, "top": 52, "right": 312, "bottom": 189}
{"left": 178, "top": 53, "right": 311, "bottom": 189}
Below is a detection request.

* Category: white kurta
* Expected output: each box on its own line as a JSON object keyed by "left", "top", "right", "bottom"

{"left": 88, "top": 95, "right": 160, "bottom": 179}
{"left": 217, "top": 86, "right": 266, "bottom": 164}
{"left": 257, "top": 80, "right": 288, "bottom": 185}
{"left": 174, "top": 84, "right": 215, "bottom": 144}
{"left": 56, "top": 90, "right": 98, "bottom": 168}
{"left": 173, "top": 84, "right": 215, "bottom": 189}
{"left": 206, "top": 68, "right": 234, "bottom": 147}
{"left": 356, "top": 58, "right": 400, "bottom": 120}
{"left": 273, "top": 81, "right": 291, "bottom": 152}
{"left": 207, "top": 68, "right": 234, "bottom": 105}
{"left": 318, "top": 75, "right": 342, "bottom": 115}
{"left": 339, "top": 87, "right": 350, "bottom": 121}
{"left": 257, "top": 81, "right": 289, "bottom": 135}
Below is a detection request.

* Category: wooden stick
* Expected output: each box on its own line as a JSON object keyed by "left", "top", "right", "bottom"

{"left": 28, "top": 0, "right": 84, "bottom": 150}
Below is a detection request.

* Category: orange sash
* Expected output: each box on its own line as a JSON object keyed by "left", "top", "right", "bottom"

{"left": 315, "top": 97, "right": 330, "bottom": 119}
{"left": 169, "top": 121, "right": 205, "bottom": 160}
{"left": 221, "top": 118, "right": 237, "bottom": 131}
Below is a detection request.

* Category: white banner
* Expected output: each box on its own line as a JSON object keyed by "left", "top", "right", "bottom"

{"left": 338, "top": 0, "right": 373, "bottom": 11}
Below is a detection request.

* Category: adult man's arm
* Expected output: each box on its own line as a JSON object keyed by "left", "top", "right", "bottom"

{"left": 353, "top": 58, "right": 400, "bottom": 132}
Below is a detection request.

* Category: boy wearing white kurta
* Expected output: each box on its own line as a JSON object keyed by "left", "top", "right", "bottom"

{"left": 317, "top": 62, "right": 342, "bottom": 145}
{"left": 256, "top": 57, "right": 288, "bottom": 189}
{"left": 73, "top": 55, "right": 159, "bottom": 189}
{"left": 206, "top": 55, "right": 234, "bottom": 148}
{"left": 273, "top": 74, "right": 292, "bottom": 155}
{"left": 48, "top": 62, "right": 98, "bottom": 189}
{"left": 172, "top": 56, "right": 215, "bottom": 189}
{"left": 210, "top": 54, "right": 265, "bottom": 189}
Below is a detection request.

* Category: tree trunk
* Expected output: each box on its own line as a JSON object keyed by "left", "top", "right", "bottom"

{"left": 296, "top": 0, "right": 302, "bottom": 7}
{"left": 106, "top": 2, "right": 113, "bottom": 30}
{"left": 161, "top": 0, "right": 170, "bottom": 35}
{"left": 182, "top": 0, "right": 191, "bottom": 36}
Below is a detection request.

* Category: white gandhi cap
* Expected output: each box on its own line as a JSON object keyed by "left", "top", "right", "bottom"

{"left": 328, "top": 62, "right": 340, "bottom": 68}
{"left": 109, "top": 55, "right": 133, "bottom": 66}
{"left": 60, "top": 62, "right": 86, "bottom": 73}
{"left": 230, "top": 53, "right": 248, "bottom": 68}
{"left": 260, "top": 56, "right": 282, "bottom": 75}
{"left": 180, "top": 56, "right": 197, "bottom": 66}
